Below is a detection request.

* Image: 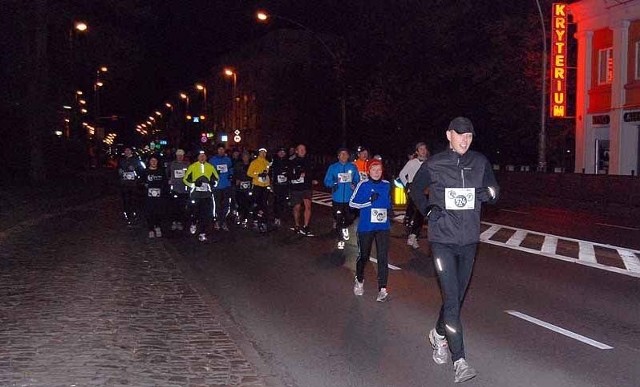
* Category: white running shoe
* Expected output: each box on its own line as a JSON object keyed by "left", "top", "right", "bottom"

{"left": 428, "top": 328, "right": 450, "bottom": 365}
{"left": 376, "top": 288, "right": 389, "bottom": 302}
{"left": 171, "top": 221, "right": 178, "bottom": 231}
{"left": 453, "top": 358, "right": 478, "bottom": 383}
{"left": 353, "top": 279, "right": 364, "bottom": 296}
{"left": 407, "top": 234, "right": 419, "bottom": 249}
{"left": 274, "top": 218, "right": 281, "bottom": 227}
{"left": 148, "top": 231, "right": 155, "bottom": 238}
{"left": 337, "top": 240, "right": 345, "bottom": 250}
{"left": 341, "top": 227, "right": 350, "bottom": 241}
{"left": 198, "top": 233, "right": 207, "bottom": 242}
{"left": 154, "top": 227, "right": 162, "bottom": 238}
{"left": 189, "top": 224, "right": 197, "bottom": 235}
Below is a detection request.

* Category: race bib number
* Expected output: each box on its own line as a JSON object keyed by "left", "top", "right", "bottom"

{"left": 195, "top": 183, "right": 211, "bottom": 192}
{"left": 123, "top": 172, "right": 136, "bottom": 180}
{"left": 148, "top": 188, "right": 161, "bottom": 197}
{"left": 173, "top": 169, "right": 185, "bottom": 179}
{"left": 277, "top": 174, "right": 287, "bottom": 183}
{"left": 444, "top": 188, "right": 475, "bottom": 210}
{"left": 359, "top": 172, "right": 368, "bottom": 181}
{"left": 216, "top": 164, "right": 228, "bottom": 173}
{"left": 291, "top": 176, "right": 305, "bottom": 184}
{"left": 258, "top": 176, "right": 267, "bottom": 183}
{"left": 239, "top": 181, "right": 251, "bottom": 190}
{"left": 338, "top": 172, "right": 352, "bottom": 183}
{"left": 371, "top": 208, "right": 388, "bottom": 223}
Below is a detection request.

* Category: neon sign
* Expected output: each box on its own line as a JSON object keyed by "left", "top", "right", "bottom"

{"left": 551, "top": 3, "right": 567, "bottom": 118}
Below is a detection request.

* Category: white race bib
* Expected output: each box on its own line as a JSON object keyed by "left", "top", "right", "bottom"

{"left": 359, "top": 172, "right": 368, "bottom": 181}
{"left": 371, "top": 208, "right": 388, "bottom": 223}
{"left": 123, "top": 172, "right": 136, "bottom": 180}
{"left": 338, "top": 172, "right": 352, "bottom": 183}
{"left": 444, "top": 188, "right": 475, "bottom": 210}
{"left": 148, "top": 188, "right": 161, "bottom": 197}
{"left": 195, "top": 182, "right": 211, "bottom": 192}
{"left": 291, "top": 176, "right": 305, "bottom": 184}
{"left": 239, "top": 181, "right": 251, "bottom": 190}
{"left": 216, "top": 164, "right": 228, "bottom": 173}
{"left": 277, "top": 174, "right": 287, "bottom": 183}
{"left": 173, "top": 169, "right": 185, "bottom": 179}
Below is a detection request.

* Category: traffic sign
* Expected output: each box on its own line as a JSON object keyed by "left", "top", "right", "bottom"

{"left": 233, "top": 135, "right": 241, "bottom": 143}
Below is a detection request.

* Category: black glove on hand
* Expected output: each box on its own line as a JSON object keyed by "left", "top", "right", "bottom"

{"left": 258, "top": 171, "right": 268, "bottom": 178}
{"left": 425, "top": 204, "right": 443, "bottom": 221}
{"left": 195, "top": 180, "right": 203, "bottom": 187}
{"left": 476, "top": 187, "right": 495, "bottom": 202}
{"left": 369, "top": 192, "right": 379, "bottom": 202}
{"left": 332, "top": 184, "right": 338, "bottom": 193}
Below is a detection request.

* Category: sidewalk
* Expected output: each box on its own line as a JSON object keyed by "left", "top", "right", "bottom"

{"left": 0, "top": 192, "right": 269, "bottom": 386}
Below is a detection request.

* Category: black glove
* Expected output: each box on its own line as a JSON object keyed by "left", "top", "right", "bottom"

{"left": 370, "top": 192, "right": 379, "bottom": 202}
{"left": 425, "top": 204, "right": 443, "bottom": 221}
{"left": 332, "top": 184, "right": 338, "bottom": 193}
{"left": 195, "top": 180, "right": 203, "bottom": 187}
{"left": 476, "top": 187, "right": 496, "bottom": 202}
{"left": 258, "top": 171, "right": 268, "bottom": 178}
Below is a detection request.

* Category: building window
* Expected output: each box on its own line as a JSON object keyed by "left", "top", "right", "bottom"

{"left": 636, "top": 41, "right": 640, "bottom": 80}
{"left": 598, "top": 47, "right": 613, "bottom": 85}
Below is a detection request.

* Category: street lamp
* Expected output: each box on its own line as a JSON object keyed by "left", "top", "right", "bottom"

{"left": 180, "top": 92, "right": 190, "bottom": 114}
{"left": 223, "top": 68, "right": 238, "bottom": 130}
{"left": 256, "top": 10, "right": 348, "bottom": 147}
{"left": 535, "top": 0, "right": 547, "bottom": 172}
{"left": 94, "top": 66, "right": 108, "bottom": 121}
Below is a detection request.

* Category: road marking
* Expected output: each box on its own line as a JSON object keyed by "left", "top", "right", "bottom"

{"left": 595, "top": 222, "right": 640, "bottom": 231}
{"left": 506, "top": 229, "right": 527, "bottom": 247}
{"left": 505, "top": 310, "right": 613, "bottom": 350}
{"left": 500, "top": 209, "right": 530, "bottom": 215}
{"left": 369, "top": 257, "right": 402, "bottom": 271}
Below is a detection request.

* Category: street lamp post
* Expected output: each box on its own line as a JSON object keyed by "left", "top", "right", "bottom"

{"left": 195, "top": 83, "right": 207, "bottom": 115}
{"left": 94, "top": 66, "right": 107, "bottom": 122}
{"left": 224, "top": 68, "right": 238, "bottom": 130}
{"left": 257, "top": 10, "right": 348, "bottom": 147}
{"left": 68, "top": 21, "right": 88, "bottom": 139}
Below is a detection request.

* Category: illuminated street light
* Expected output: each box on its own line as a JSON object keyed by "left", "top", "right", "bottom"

{"left": 149, "top": 116, "right": 155, "bottom": 121}
{"left": 223, "top": 68, "right": 239, "bottom": 129}
{"left": 76, "top": 90, "right": 83, "bottom": 95}
{"left": 79, "top": 99, "right": 86, "bottom": 105}
{"left": 74, "top": 22, "right": 88, "bottom": 32}
{"left": 155, "top": 111, "right": 162, "bottom": 116}
{"left": 165, "top": 102, "right": 173, "bottom": 109}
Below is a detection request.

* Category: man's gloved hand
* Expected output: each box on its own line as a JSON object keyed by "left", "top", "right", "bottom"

{"left": 258, "top": 171, "right": 268, "bottom": 178}
{"left": 476, "top": 186, "right": 496, "bottom": 202}
{"left": 425, "top": 204, "right": 443, "bottom": 221}
{"left": 370, "top": 192, "right": 379, "bottom": 202}
{"left": 195, "top": 180, "right": 203, "bottom": 187}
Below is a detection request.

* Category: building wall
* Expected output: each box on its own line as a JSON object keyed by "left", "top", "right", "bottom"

{"left": 571, "top": 0, "right": 640, "bottom": 175}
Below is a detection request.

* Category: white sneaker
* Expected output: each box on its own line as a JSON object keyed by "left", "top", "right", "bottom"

{"left": 154, "top": 227, "right": 162, "bottom": 238}
{"left": 407, "top": 234, "right": 419, "bottom": 249}
{"left": 337, "top": 240, "right": 345, "bottom": 250}
{"left": 376, "top": 287, "right": 388, "bottom": 302}
{"left": 198, "top": 233, "right": 207, "bottom": 242}
{"left": 428, "top": 328, "right": 450, "bottom": 365}
{"left": 353, "top": 279, "right": 364, "bottom": 296}
{"left": 189, "top": 224, "right": 197, "bottom": 235}
{"left": 341, "top": 227, "right": 350, "bottom": 241}
{"left": 453, "top": 358, "right": 478, "bottom": 383}
{"left": 171, "top": 221, "right": 178, "bottom": 231}
{"left": 148, "top": 231, "right": 155, "bottom": 238}
{"left": 274, "top": 218, "right": 281, "bottom": 227}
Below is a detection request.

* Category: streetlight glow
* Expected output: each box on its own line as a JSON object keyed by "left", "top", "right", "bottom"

{"left": 224, "top": 68, "right": 235, "bottom": 77}
{"left": 155, "top": 111, "right": 162, "bottom": 116}
{"left": 165, "top": 102, "right": 172, "bottom": 108}
{"left": 256, "top": 11, "right": 268, "bottom": 21}
{"left": 100, "top": 66, "right": 108, "bottom": 72}
{"left": 74, "top": 22, "right": 88, "bottom": 32}
{"left": 195, "top": 84, "right": 205, "bottom": 91}
{"left": 180, "top": 93, "right": 188, "bottom": 99}
{"left": 95, "top": 81, "right": 103, "bottom": 87}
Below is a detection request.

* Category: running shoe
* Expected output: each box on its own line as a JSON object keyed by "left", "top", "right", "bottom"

{"left": 154, "top": 227, "right": 162, "bottom": 238}
{"left": 453, "top": 358, "right": 477, "bottom": 383}
{"left": 341, "top": 227, "right": 350, "bottom": 241}
{"left": 337, "top": 240, "right": 345, "bottom": 250}
{"left": 407, "top": 234, "right": 419, "bottom": 249}
{"left": 148, "top": 231, "right": 155, "bottom": 238}
{"left": 353, "top": 278, "right": 364, "bottom": 296}
{"left": 376, "top": 288, "right": 388, "bottom": 302}
{"left": 428, "top": 328, "right": 450, "bottom": 365}
{"left": 299, "top": 226, "right": 314, "bottom": 237}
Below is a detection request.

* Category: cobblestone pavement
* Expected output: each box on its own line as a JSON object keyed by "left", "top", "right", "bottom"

{"left": 0, "top": 196, "right": 268, "bottom": 387}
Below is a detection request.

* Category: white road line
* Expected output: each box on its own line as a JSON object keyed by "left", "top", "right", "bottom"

{"left": 617, "top": 249, "right": 640, "bottom": 273}
{"left": 505, "top": 310, "right": 613, "bottom": 350}
{"left": 500, "top": 209, "right": 530, "bottom": 215}
{"left": 541, "top": 235, "right": 558, "bottom": 254}
{"left": 595, "top": 223, "right": 640, "bottom": 231}
{"left": 479, "top": 224, "right": 501, "bottom": 240}
{"left": 506, "top": 229, "right": 527, "bottom": 247}
{"left": 578, "top": 241, "right": 597, "bottom": 263}
{"left": 369, "top": 257, "right": 401, "bottom": 271}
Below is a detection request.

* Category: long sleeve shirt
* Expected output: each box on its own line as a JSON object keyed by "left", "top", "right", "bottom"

{"left": 349, "top": 178, "right": 392, "bottom": 233}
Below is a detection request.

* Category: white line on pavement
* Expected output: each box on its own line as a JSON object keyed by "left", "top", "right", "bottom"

{"left": 500, "top": 209, "right": 530, "bottom": 215}
{"left": 595, "top": 223, "right": 640, "bottom": 231}
{"left": 505, "top": 310, "right": 613, "bottom": 350}
{"left": 369, "top": 257, "right": 402, "bottom": 271}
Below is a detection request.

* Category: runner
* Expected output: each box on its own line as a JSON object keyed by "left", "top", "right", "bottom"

{"left": 142, "top": 154, "right": 167, "bottom": 238}
{"left": 247, "top": 147, "right": 272, "bottom": 232}
{"left": 323, "top": 147, "right": 359, "bottom": 249}
{"left": 117, "top": 147, "right": 145, "bottom": 225}
{"left": 270, "top": 147, "right": 291, "bottom": 227}
{"left": 167, "top": 149, "right": 189, "bottom": 231}
{"left": 289, "top": 144, "right": 317, "bottom": 236}
{"left": 183, "top": 150, "right": 219, "bottom": 242}
{"left": 398, "top": 142, "right": 429, "bottom": 249}
{"left": 209, "top": 144, "right": 234, "bottom": 231}
{"left": 349, "top": 159, "right": 392, "bottom": 302}
{"left": 233, "top": 151, "right": 254, "bottom": 228}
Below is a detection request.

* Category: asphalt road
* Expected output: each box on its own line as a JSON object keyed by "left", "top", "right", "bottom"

{"left": 166, "top": 201, "right": 640, "bottom": 387}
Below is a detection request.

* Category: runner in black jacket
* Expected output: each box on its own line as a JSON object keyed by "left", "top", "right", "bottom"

{"left": 410, "top": 116, "right": 499, "bottom": 384}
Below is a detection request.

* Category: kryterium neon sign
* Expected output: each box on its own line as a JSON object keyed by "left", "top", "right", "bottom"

{"left": 551, "top": 3, "right": 567, "bottom": 118}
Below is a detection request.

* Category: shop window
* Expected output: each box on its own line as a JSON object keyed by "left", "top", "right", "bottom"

{"left": 598, "top": 47, "right": 613, "bottom": 85}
